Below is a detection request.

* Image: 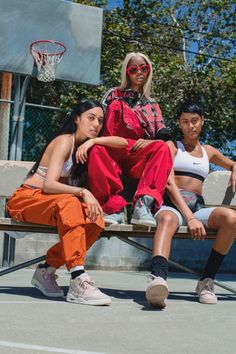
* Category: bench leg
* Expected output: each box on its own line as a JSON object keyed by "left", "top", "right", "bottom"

{"left": 117, "top": 236, "right": 236, "bottom": 295}
{"left": 2, "top": 233, "right": 10, "bottom": 267}
{"left": 0, "top": 255, "right": 46, "bottom": 276}
{"left": 2, "top": 233, "right": 16, "bottom": 268}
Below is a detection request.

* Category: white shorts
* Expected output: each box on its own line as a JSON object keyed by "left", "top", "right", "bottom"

{"left": 155, "top": 205, "right": 216, "bottom": 228}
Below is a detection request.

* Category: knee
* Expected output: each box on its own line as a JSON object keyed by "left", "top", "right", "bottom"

{"left": 227, "top": 213, "right": 236, "bottom": 232}
{"left": 221, "top": 211, "right": 236, "bottom": 232}
{"left": 157, "top": 212, "right": 178, "bottom": 226}
{"left": 152, "top": 141, "right": 171, "bottom": 155}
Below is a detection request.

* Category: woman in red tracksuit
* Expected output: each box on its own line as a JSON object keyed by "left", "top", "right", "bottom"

{"left": 86, "top": 52, "right": 173, "bottom": 226}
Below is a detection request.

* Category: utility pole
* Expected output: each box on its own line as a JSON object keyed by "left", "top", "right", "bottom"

{"left": 0, "top": 72, "right": 12, "bottom": 159}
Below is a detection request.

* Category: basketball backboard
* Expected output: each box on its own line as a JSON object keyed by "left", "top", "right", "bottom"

{"left": 0, "top": 0, "right": 103, "bottom": 85}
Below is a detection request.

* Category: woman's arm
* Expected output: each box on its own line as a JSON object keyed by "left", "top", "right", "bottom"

{"left": 42, "top": 136, "right": 86, "bottom": 196}
{"left": 165, "top": 141, "right": 206, "bottom": 239}
{"left": 76, "top": 136, "right": 128, "bottom": 164}
{"left": 43, "top": 136, "right": 103, "bottom": 222}
{"left": 166, "top": 169, "right": 206, "bottom": 239}
{"left": 205, "top": 145, "right": 236, "bottom": 192}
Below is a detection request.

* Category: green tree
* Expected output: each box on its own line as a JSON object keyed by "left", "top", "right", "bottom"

{"left": 26, "top": 0, "right": 236, "bottom": 158}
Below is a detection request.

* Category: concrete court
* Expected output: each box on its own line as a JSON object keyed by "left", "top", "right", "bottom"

{"left": 0, "top": 269, "right": 236, "bottom": 354}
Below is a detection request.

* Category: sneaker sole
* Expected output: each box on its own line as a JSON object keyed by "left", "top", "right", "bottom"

{"left": 31, "top": 278, "right": 64, "bottom": 298}
{"left": 199, "top": 297, "right": 217, "bottom": 304}
{"left": 146, "top": 283, "right": 169, "bottom": 308}
{"left": 131, "top": 218, "right": 156, "bottom": 228}
{"left": 66, "top": 293, "right": 111, "bottom": 306}
{"left": 104, "top": 219, "right": 119, "bottom": 225}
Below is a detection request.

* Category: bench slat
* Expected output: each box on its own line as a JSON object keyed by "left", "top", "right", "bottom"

{"left": 0, "top": 217, "right": 217, "bottom": 239}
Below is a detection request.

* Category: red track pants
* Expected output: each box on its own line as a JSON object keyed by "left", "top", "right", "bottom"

{"left": 87, "top": 140, "right": 173, "bottom": 214}
{"left": 7, "top": 185, "right": 104, "bottom": 270}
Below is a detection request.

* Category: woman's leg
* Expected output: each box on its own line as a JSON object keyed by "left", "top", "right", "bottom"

{"left": 146, "top": 208, "right": 181, "bottom": 308}
{"left": 195, "top": 207, "right": 236, "bottom": 304}
{"left": 153, "top": 210, "right": 180, "bottom": 260}
{"left": 124, "top": 141, "right": 173, "bottom": 226}
{"left": 7, "top": 187, "right": 110, "bottom": 304}
{"left": 126, "top": 141, "right": 173, "bottom": 208}
{"left": 87, "top": 145, "right": 127, "bottom": 215}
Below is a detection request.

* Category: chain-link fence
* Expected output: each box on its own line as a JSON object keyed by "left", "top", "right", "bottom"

{"left": 0, "top": 100, "right": 65, "bottom": 161}
{"left": 1, "top": 100, "right": 235, "bottom": 163}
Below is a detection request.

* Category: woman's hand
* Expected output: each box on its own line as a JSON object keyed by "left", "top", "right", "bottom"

{"left": 131, "top": 139, "right": 154, "bottom": 152}
{"left": 187, "top": 218, "right": 206, "bottom": 240}
{"left": 80, "top": 189, "right": 103, "bottom": 222}
{"left": 76, "top": 139, "right": 95, "bottom": 164}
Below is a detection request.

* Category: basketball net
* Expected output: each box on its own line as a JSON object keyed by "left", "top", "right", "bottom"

{"left": 30, "top": 40, "right": 66, "bottom": 82}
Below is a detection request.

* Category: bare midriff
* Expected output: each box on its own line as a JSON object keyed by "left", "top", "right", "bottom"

{"left": 175, "top": 175, "right": 203, "bottom": 195}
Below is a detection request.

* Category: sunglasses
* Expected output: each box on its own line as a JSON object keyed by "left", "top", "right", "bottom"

{"left": 126, "top": 64, "right": 150, "bottom": 76}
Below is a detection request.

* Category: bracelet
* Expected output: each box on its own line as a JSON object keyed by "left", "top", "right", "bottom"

{"left": 186, "top": 217, "right": 196, "bottom": 223}
{"left": 78, "top": 188, "right": 84, "bottom": 198}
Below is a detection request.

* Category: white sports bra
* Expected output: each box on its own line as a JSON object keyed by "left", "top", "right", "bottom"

{"left": 36, "top": 135, "right": 75, "bottom": 179}
{"left": 174, "top": 141, "right": 209, "bottom": 182}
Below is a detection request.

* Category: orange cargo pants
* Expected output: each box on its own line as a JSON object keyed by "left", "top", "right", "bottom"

{"left": 7, "top": 185, "right": 104, "bottom": 270}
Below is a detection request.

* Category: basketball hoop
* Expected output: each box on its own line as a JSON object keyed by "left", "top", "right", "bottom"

{"left": 30, "top": 40, "right": 66, "bottom": 82}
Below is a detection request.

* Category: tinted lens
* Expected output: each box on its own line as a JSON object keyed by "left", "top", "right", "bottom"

{"left": 127, "top": 66, "right": 138, "bottom": 75}
{"left": 126, "top": 64, "right": 150, "bottom": 75}
{"left": 140, "top": 65, "right": 149, "bottom": 73}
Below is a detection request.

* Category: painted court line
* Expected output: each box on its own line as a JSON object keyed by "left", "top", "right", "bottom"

{"left": 0, "top": 301, "right": 65, "bottom": 304}
{"left": 0, "top": 340, "right": 108, "bottom": 354}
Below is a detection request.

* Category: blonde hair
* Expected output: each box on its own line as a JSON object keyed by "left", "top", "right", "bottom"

{"left": 118, "top": 52, "right": 153, "bottom": 99}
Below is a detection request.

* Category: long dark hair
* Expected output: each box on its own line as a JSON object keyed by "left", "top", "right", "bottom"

{"left": 27, "top": 99, "right": 104, "bottom": 178}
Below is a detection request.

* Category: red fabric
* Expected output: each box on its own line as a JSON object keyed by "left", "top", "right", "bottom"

{"left": 103, "top": 99, "right": 144, "bottom": 139}
{"left": 102, "top": 89, "right": 165, "bottom": 139}
{"left": 88, "top": 140, "right": 173, "bottom": 214}
{"left": 7, "top": 185, "right": 104, "bottom": 270}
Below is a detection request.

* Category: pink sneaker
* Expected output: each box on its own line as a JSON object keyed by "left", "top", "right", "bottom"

{"left": 31, "top": 265, "right": 64, "bottom": 298}
{"left": 196, "top": 278, "right": 217, "bottom": 304}
{"left": 66, "top": 273, "right": 111, "bottom": 306}
{"left": 146, "top": 275, "right": 169, "bottom": 308}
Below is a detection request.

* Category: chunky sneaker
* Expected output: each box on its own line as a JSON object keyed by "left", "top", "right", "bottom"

{"left": 31, "top": 265, "right": 64, "bottom": 298}
{"left": 131, "top": 195, "right": 156, "bottom": 227}
{"left": 146, "top": 275, "right": 169, "bottom": 308}
{"left": 104, "top": 209, "right": 125, "bottom": 225}
{"left": 66, "top": 273, "right": 111, "bottom": 306}
{"left": 196, "top": 278, "right": 217, "bottom": 304}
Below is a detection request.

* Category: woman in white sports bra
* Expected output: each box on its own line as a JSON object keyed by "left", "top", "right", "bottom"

{"left": 146, "top": 101, "right": 236, "bottom": 309}
{"left": 7, "top": 99, "right": 128, "bottom": 306}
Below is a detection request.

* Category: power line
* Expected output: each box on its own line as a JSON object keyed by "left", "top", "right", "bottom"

{"left": 151, "top": 20, "right": 236, "bottom": 41}
{"left": 105, "top": 29, "right": 235, "bottom": 62}
{"left": 149, "top": 28, "right": 235, "bottom": 51}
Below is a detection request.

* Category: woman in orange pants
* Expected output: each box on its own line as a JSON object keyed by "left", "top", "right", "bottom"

{"left": 7, "top": 99, "right": 128, "bottom": 305}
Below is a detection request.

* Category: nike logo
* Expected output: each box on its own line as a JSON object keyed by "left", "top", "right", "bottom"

{"left": 193, "top": 162, "right": 201, "bottom": 165}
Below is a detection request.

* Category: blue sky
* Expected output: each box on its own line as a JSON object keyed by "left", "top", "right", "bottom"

{"left": 108, "top": 0, "right": 123, "bottom": 9}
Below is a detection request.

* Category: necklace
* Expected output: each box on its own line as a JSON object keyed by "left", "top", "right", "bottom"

{"left": 181, "top": 140, "right": 199, "bottom": 152}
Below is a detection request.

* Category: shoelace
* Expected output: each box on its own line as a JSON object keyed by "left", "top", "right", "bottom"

{"left": 43, "top": 272, "right": 59, "bottom": 288}
{"left": 80, "top": 277, "right": 95, "bottom": 290}
{"left": 203, "top": 280, "right": 214, "bottom": 293}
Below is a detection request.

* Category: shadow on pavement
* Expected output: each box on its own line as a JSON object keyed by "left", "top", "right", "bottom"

{"left": 0, "top": 285, "right": 67, "bottom": 301}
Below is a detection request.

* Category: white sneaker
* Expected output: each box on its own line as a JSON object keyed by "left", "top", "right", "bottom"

{"left": 196, "top": 278, "right": 217, "bottom": 304}
{"left": 104, "top": 209, "right": 126, "bottom": 225}
{"left": 31, "top": 265, "right": 64, "bottom": 297}
{"left": 66, "top": 273, "right": 111, "bottom": 306}
{"left": 146, "top": 275, "right": 169, "bottom": 308}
